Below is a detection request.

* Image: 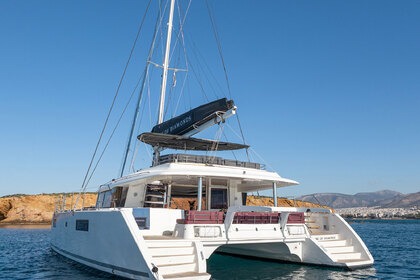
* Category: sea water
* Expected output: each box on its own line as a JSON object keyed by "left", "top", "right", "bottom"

{"left": 0, "top": 220, "right": 418, "bottom": 279}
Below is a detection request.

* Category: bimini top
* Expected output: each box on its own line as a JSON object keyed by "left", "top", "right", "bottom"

{"left": 138, "top": 132, "right": 249, "bottom": 151}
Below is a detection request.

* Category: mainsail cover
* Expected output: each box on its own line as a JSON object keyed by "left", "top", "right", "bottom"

{"left": 138, "top": 98, "right": 247, "bottom": 151}
{"left": 151, "top": 98, "right": 234, "bottom": 136}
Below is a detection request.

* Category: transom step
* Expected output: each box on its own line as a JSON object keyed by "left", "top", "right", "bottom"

{"left": 163, "top": 272, "right": 211, "bottom": 280}
{"left": 312, "top": 234, "right": 367, "bottom": 264}
{"left": 317, "top": 239, "right": 347, "bottom": 247}
{"left": 144, "top": 238, "right": 210, "bottom": 280}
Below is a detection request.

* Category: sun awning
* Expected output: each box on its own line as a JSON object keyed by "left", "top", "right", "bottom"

{"left": 138, "top": 132, "right": 249, "bottom": 151}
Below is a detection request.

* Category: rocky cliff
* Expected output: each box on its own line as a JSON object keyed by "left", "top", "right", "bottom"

{"left": 0, "top": 194, "right": 97, "bottom": 224}
{"left": 0, "top": 193, "right": 326, "bottom": 225}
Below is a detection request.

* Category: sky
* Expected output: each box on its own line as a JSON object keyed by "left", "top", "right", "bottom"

{"left": 0, "top": 0, "right": 419, "bottom": 197}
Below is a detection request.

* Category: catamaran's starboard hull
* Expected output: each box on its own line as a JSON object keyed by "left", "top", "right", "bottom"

{"left": 216, "top": 242, "right": 302, "bottom": 263}
{"left": 217, "top": 209, "right": 374, "bottom": 270}
{"left": 217, "top": 242, "right": 373, "bottom": 270}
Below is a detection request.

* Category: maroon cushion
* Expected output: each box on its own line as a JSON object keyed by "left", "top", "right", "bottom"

{"left": 287, "top": 212, "right": 304, "bottom": 224}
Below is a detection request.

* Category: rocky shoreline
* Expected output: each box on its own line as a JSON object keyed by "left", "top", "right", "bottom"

{"left": 0, "top": 193, "right": 326, "bottom": 225}
{"left": 0, "top": 193, "right": 97, "bottom": 225}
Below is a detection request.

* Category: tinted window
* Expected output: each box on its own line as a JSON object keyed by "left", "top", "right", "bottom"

{"left": 76, "top": 219, "right": 89, "bottom": 231}
{"left": 211, "top": 188, "right": 228, "bottom": 209}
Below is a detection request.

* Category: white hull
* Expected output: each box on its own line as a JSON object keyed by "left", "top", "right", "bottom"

{"left": 51, "top": 208, "right": 211, "bottom": 280}
{"left": 51, "top": 205, "right": 373, "bottom": 279}
{"left": 51, "top": 209, "right": 154, "bottom": 279}
{"left": 218, "top": 207, "right": 374, "bottom": 270}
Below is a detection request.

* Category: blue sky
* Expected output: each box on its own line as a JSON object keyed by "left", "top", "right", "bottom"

{"left": 0, "top": 0, "right": 419, "bottom": 197}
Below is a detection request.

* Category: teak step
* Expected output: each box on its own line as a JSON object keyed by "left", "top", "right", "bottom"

{"left": 307, "top": 225, "right": 320, "bottom": 229}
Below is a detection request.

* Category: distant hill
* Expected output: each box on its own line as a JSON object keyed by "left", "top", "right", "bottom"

{"left": 382, "top": 192, "right": 420, "bottom": 208}
{"left": 297, "top": 190, "right": 420, "bottom": 209}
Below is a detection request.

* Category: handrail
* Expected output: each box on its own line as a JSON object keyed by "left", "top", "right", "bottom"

{"left": 158, "top": 154, "right": 261, "bottom": 169}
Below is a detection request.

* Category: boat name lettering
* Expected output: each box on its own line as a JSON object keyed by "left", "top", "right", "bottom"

{"left": 162, "top": 115, "right": 192, "bottom": 134}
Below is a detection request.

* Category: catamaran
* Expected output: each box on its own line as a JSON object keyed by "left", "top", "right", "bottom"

{"left": 51, "top": 1, "right": 374, "bottom": 279}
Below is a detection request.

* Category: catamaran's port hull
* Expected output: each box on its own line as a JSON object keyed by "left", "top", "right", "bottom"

{"left": 50, "top": 209, "right": 154, "bottom": 280}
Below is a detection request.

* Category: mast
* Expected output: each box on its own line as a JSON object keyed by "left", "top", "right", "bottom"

{"left": 158, "top": 0, "right": 175, "bottom": 124}
{"left": 154, "top": 0, "right": 176, "bottom": 165}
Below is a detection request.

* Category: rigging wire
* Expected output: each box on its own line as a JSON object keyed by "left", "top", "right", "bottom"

{"left": 205, "top": 0, "right": 232, "bottom": 99}
{"left": 221, "top": 129, "right": 238, "bottom": 161}
{"left": 188, "top": 39, "right": 225, "bottom": 98}
{"left": 129, "top": 140, "right": 141, "bottom": 173}
{"left": 86, "top": 68, "right": 145, "bottom": 190}
{"left": 128, "top": 78, "right": 151, "bottom": 172}
{"left": 162, "top": 0, "right": 192, "bottom": 120}
{"left": 173, "top": 0, "right": 192, "bottom": 116}
{"left": 74, "top": 0, "right": 153, "bottom": 208}
{"left": 235, "top": 111, "right": 250, "bottom": 161}
{"left": 186, "top": 48, "right": 210, "bottom": 102}
{"left": 187, "top": 40, "right": 221, "bottom": 101}
{"left": 149, "top": 0, "right": 171, "bottom": 125}
{"left": 119, "top": 66, "right": 148, "bottom": 176}
{"left": 173, "top": 69, "right": 189, "bottom": 117}
{"left": 208, "top": 123, "right": 224, "bottom": 159}
{"left": 169, "top": 0, "right": 192, "bottom": 64}
{"left": 248, "top": 146, "right": 276, "bottom": 172}
{"left": 205, "top": 0, "right": 249, "bottom": 161}
{"left": 157, "top": 0, "right": 168, "bottom": 69}
{"left": 120, "top": 2, "right": 164, "bottom": 176}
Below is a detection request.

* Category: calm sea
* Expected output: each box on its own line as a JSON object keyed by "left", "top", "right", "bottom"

{"left": 0, "top": 220, "right": 418, "bottom": 280}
